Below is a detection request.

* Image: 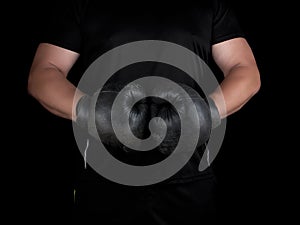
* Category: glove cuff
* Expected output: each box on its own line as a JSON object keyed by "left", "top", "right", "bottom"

{"left": 208, "top": 97, "right": 221, "bottom": 129}
{"left": 76, "top": 95, "right": 91, "bottom": 129}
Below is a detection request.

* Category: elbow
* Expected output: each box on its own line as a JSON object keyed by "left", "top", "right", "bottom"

{"left": 27, "top": 74, "right": 35, "bottom": 98}
{"left": 27, "top": 72, "right": 40, "bottom": 101}
{"left": 27, "top": 76, "right": 33, "bottom": 96}
{"left": 251, "top": 69, "right": 261, "bottom": 96}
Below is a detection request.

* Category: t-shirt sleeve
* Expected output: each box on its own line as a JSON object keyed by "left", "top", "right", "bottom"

{"left": 38, "top": 0, "right": 87, "bottom": 53}
{"left": 212, "top": 0, "right": 245, "bottom": 44}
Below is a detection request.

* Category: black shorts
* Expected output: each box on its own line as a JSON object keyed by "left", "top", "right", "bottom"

{"left": 73, "top": 171, "right": 218, "bottom": 225}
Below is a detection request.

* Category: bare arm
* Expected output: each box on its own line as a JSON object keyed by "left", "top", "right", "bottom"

{"left": 28, "top": 43, "right": 83, "bottom": 121}
{"left": 210, "top": 37, "right": 261, "bottom": 119}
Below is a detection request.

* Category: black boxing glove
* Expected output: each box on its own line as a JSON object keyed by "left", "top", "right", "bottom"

{"left": 75, "top": 92, "right": 100, "bottom": 139}
{"left": 95, "top": 83, "right": 149, "bottom": 149}
{"left": 75, "top": 82, "right": 221, "bottom": 157}
{"left": 75, "top": 94, "right": 91, "bottom": 131}
{"left": 149, "top": 88, "right": 186, "bottom": 155}
{"left": 180, "top": 84, "right": 221, "bottom": 146}
{"left": 207, "top": 97, "right": 221, "bottom": 129}
{"left": 149, "top": 83, "right": 221, "bottom": 154}
{"left": 75, "top": 83, "right": 149, "bottom": 145}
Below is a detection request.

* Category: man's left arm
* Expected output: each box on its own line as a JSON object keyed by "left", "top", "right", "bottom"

{"left": 210, "top": 37, "right": 261, "bottom": 119}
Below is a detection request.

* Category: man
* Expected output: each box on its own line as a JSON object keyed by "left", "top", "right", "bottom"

{"left": 28, "top": 0, "right": 260, "bottom": 224}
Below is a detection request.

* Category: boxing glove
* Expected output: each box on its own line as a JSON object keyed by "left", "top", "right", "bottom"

{"left": 75, "top": 82, "right": 221, "bottom": 156}
{"left": 149, "top": 83, "right": 221, "bottom": 155}
{"left": 75, "top": 83, "right": 149, "bottom": 147}
{"left": 180, "top": 84, "right": 221, "bottom": 146}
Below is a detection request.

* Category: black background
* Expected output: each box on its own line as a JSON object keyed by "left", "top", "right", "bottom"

{"left": 4, "top": 0, "right": 294, "bottom": 224}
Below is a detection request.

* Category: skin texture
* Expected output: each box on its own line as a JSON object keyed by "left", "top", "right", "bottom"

{"left": 211, "top": 37, "right": 261, "bottom": 118}
{"left": 28, "top": 37, "right": 260, "bottom": 121}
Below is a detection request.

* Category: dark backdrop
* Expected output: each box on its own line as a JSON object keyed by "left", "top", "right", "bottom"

{"left": 5, "top": 0, "right": 293, "bottom": 224}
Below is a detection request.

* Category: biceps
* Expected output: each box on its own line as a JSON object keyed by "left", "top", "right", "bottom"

{"left": 212, "top": 37, "right": 257, "bottom": 75}
{"left": 31, "top": 43, "right": 80, "bottom": 77}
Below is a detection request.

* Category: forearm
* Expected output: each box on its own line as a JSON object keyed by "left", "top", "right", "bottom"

{"left": 28, "top": 67, "right": 82, "bottom": 121}
{"left": 210, "top": 65, "right": 260, "bottom": 119}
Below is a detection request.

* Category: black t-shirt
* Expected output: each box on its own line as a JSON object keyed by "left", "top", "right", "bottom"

{"left": 41, "top": 0, "right": 244, "bottom": 68}
{"left": 40, "top": 0, "right": 244, "bottom": 185}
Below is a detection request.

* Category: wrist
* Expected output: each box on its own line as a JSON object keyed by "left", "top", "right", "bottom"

{"left": 75, "top": 94, "right": 91, "bottom": 129}
{"left": 207, "top": 97, "right": 221, "bottom": 129}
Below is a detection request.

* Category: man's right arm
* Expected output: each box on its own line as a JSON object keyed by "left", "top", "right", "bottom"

{"left": 28, "top": 43, "right": 83, "bottom": 121}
